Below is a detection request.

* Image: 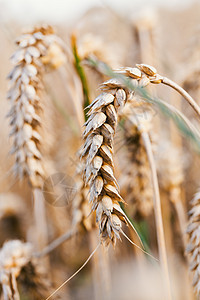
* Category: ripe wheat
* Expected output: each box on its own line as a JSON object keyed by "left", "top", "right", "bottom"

{"left": 7, "top": 25, "right": 66, "bottom": 189}
{"left": 81, "top": 64, "right": 158, "bottom": 246}
{"left": 0, "top": 240, "right": 56, "bottom": 300}
{"left": 0, "top": 240, "right": 32, "bottom": 300}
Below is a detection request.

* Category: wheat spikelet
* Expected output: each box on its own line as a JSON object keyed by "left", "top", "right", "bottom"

{"left": 186, "top": 191, "right": 200, "bottom": 296}
{"left": 80, "top": 65, "right": 158, "bottom": 246}
{"left": 72, "top": 175, "right": 95, "bottom": 231}
{"left": 7, "top": 25, "right": 66, "bottom": 189}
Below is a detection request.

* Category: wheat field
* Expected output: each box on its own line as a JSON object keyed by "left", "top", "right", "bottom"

{"left": 0, "top": 1, "right": 200, "bottom": 299}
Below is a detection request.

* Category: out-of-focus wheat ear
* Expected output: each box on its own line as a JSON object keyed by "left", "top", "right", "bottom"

{"left": 0, "top": 240, "right": 57, "bottom": 300}
{"left": 7, "top": 25, "right": 67, "bottom": 250}
{"left": 157, "top": 142, "right": 188, "bottom": 248}
{"left": 186, "top": 191, "right": 200, "bottom": 297}
{"left": 18, "top": 256, "right": 60, "bottom": 300}
{"left": 120, "top": 110, "right": 154, "bottom": 217}
{"left": 133, "top": 9, "right": 159, "bottom": 66}
{"left": 0, "top": 240, "right": 32, "bottom": 300}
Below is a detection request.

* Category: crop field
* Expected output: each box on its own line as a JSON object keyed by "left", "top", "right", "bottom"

{"left": 0, "top": 1, "right": 200, "bottom": 299}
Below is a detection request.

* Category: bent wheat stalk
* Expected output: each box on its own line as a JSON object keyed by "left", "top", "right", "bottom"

{"left": 88, "top": 57, "right": 200, "bottom": 119}
{"left": 161, "top": 76, "right": 200, "bottom": 117}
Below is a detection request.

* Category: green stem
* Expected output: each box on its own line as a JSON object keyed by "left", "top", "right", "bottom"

{"left": 71, "top": 35, "right": 90, "bottom": 120}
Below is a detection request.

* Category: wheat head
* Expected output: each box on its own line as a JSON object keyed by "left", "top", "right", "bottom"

{"left": 7, "top": 25, "right": 66, "bottom": 189}
{"left": 80, "top": 64, "right": 158, "bottom": 246}
{"left": 0, "top": 240, "right": 32, "bottom": 299}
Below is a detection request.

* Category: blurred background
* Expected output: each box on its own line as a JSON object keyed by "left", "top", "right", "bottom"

{"left": 0, "top": 0, "right": 195, "bottom": 23}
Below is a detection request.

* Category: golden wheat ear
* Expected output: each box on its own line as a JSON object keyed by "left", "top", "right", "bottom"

{"left": 0, "top": 240, "right": 57, "bottom": 300}
{"left": 120, "top": 113, "right": 154, "bottom": 217}
{"left": 7, "top": 25, "right": 67, "bottom": 251}
{"left": 80, "top": 66, "right": 157, "bottom": 247}
{"left": 0, "top": 240, "right": 32, "bottom": 299}
{"left": 7, "top": 25, "right": 66, "bottom": 189}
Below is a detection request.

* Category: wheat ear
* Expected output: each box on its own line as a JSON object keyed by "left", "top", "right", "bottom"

{"left": 0, "top": 240, "right": 32, "bottom": 300}
{"left": 80, "top": 65, "right": 160, "bottom": 246}
{"left": 7, "top": 25, "right": 66, "bottom": 249}
{"left": 0, "top": 240, "right": 57, "bottom": 300}
{"left": 122, "top": 113, "right": 153, "bottom": 217}
{"left": 186, "top": 191, "right": 200, "bottom": 296}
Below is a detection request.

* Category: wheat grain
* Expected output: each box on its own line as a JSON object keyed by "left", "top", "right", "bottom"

{"left": 72, "top": 179, "right": 94, "bottom": 231}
